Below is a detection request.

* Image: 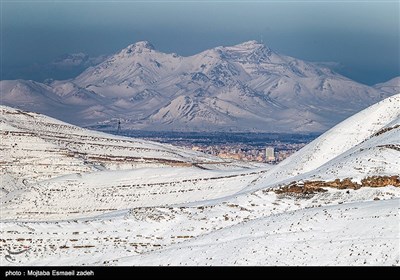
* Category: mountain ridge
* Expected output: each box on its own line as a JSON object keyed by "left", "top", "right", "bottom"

{"left": 1, "top": 40, "right": 396, "bottom": 133}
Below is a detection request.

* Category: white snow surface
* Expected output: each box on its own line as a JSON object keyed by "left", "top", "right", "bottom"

{"left": 246, "top": 93, "right": 400, "bottom": 190}
{"left": 1, "top": 96, "right": 400, "bottom": 266}
{"left": 117, "top": 199, "right": 400, "bottom": 266}
{"left": 374, "top": 76, "right": 400, "bottom": 95}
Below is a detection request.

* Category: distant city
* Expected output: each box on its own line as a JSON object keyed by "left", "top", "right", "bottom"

{"left": 114, "top": 131, "right": 317, "bottom": 164}
{"left": 189, "top": 143, "right": 306, "bottom": 163}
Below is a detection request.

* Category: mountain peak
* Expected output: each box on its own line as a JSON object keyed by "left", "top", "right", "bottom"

{"left": 217, "top": 40, "right": 273, "bottom": 62}
{"left": 221, "top": 40, "right": 272, "bottom": 56}
{"left": 231, "top": 40, "right": 266, "bottom": 49}
{"left": 122, "top": 41, "right": 155, "bottom": 55}
{"left": 236, "top": 40, "right": 262, "bottom": 46}
{"left": 134, "top": 41, "right": 155, "bottom": 50}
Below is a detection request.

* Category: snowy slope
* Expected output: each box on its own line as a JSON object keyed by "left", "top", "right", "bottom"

{"left": 0, "top": 104, "right": 264, "bottom": 188}
{"left": 302, "top": 117, "right": 400, "bottom": 182}
{"left": 0, "top": 41, "right": 392, "bottom": 133}
{"left": 247, "top": 93, "right": 400, "bottom": 189}
{"left": 1, "top": 97, "right": 399, "bottom": 266}
{"left": 1, "top": 167, "right": 268, "bottom": 221}
{"left": 0, "top": 80, "right": 67, "bottom": 117}
{"left": 117, "top": 199, "right": 400, "bottom": 266}
{"left": 374, "top": 76, "right": 400, "bottom": 95}
{"left": 0, "top": 80, "right": 105, "bottom": 124}
{"left": 2, "top": 184, "right": 398, "bottom": 266}
{"left": 0, "top": 105, "right": 269, "bottom": 221}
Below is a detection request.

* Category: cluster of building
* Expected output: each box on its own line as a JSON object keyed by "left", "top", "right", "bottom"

{"left": 190, "top": 143, "right": 306, "bottom": 164}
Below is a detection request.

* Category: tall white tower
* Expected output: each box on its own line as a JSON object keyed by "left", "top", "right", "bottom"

{"left": 266, "top": 147, "right": 275, "bottom": 161}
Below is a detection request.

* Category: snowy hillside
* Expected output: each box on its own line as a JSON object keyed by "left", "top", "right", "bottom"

{"left": 118, "top": 199, "right": 400, "bottom": 266}
{"left": 0, "top": 105, "right": 235, "bottom": 182}
{"left": 374, "top": 76, "right": 400, "bottom": 95}
{"left": 0, "top": 105, "right": 268, "bottom": 221}
{"left": 1, "top": 96, "right": 399, "bottom": 266}
{"left": 246, "top": 93, "right": 400, "bottom": 190}
{"left": 0, "top": 41, "right": 393, "bottom": 133}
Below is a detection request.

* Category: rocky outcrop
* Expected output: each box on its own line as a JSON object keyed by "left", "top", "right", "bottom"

{"left": 361, "top": 175, "right": 400, "bottom": 187}
{"left": 371, "top": 124, "right": 400, "bottom": 138}
{"left": 275, "top": 176, "right": 400, "bottom": 195}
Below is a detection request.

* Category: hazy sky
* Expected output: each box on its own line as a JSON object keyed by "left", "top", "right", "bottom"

{"left": 1, "top": 0, "right": 399, "bottom": 85}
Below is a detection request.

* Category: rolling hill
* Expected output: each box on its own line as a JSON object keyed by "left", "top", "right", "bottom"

{"left": 1, "top": 94, "right": 399, "bottom": 265}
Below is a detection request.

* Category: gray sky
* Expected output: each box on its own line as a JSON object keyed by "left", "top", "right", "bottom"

{"left": 1, "top": 0, "right": 399, "bottom": 85}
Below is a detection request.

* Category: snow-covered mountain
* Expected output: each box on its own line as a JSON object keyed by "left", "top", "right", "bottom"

{"left": 374, "top": 76, "right": 400, "bottom": 95}
{"left": 0, "top": 41, "right": 393, "bottom": 133}
{"left": 1, "top": 95, "right": 399, "bottom": 266}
